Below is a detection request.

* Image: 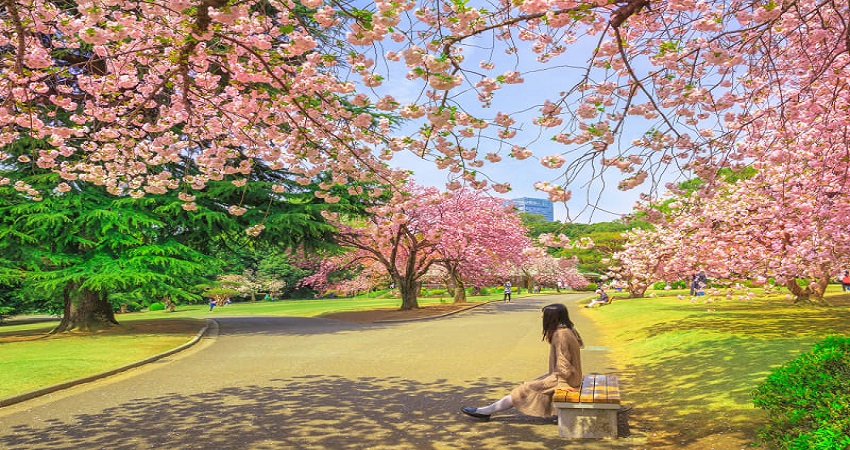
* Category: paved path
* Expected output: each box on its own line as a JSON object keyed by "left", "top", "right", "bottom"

{"left": 0, "top": 295, "right": 641, "bottom": 449}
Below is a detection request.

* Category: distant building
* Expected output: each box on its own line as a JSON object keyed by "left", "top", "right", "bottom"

{"left": 508, "top": 197, "right": 554, "bottom": 222}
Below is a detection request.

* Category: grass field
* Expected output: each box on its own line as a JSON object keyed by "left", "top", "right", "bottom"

{"left": 592, "top": 287, "right": 850, "bottom": 448}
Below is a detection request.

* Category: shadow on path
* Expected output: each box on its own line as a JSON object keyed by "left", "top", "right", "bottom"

{"left": 0, "top": 375, "right": 636, "bottom": 450}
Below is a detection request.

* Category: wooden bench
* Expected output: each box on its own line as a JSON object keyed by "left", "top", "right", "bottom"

{"left": 552, "top": 373, "right": 621, "bottom": 439}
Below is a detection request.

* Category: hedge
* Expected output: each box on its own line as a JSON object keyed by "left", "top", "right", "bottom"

{"left": 752, "top": 336, "right": 850, "bottom": 449}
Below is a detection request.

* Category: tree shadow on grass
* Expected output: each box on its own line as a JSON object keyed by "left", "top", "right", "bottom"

{"left": 619, "top": 334, "right": 811, "bottom": 449}
{"left": 643, "top": 307, "right": 850, "bottom": 340}
{"left": 0, "top": 375, "right": 639, "bottom": 450}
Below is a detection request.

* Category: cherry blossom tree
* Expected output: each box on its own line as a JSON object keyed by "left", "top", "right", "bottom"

{"left": 1, "top": 0, "right": 408, "bottom": 207}
{"left": 302, "top": 184, "right": 445, "bottom": 309}
{"left": 518, "top": 247, "right": 588, "bottom": 292}
{"left": 432, "top": 189, "right": 530, "bottom": 302}
{"left": 301, "top": 183, "right": 534, "bottom": 307}
{"left": 610, "top": 227, "right": 685, "bottom": 298}
{"left": 5, "top": 0, "right": 850, "bottom": 212}
{"left": 626, "top": 154, "right": 850, "bottom": 302}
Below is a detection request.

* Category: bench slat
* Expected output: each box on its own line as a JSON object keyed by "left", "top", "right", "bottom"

{"left": 553, "top": 389, "right": 567, "bottom": 402}
{"left": 606, "top": 374, "right": 621, "bottom": 404}
{"left": 579, "top": 375, "right": 595, "bottom": 403}
{"left": 552, "top": 374, "right": 620, "bottom": 404}
{"left": 592, "top": 374, "right": 609, "bottom": 403}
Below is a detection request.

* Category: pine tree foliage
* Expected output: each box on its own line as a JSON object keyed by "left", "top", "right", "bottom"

{"left": 0, "top": 137, "right": 360, "bottom": 331}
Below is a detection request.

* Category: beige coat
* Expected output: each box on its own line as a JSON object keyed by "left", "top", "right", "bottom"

{"left": 510, "top": 326, "right": 582, "bottom": 417}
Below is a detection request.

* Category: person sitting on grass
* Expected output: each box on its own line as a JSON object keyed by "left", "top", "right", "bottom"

{"left": 585, "top": 289, "right": 610, "bottom": 308}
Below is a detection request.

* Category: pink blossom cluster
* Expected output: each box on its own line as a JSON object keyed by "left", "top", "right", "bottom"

{"left": 5, "top": 0, "right": 850, "bottom": 238}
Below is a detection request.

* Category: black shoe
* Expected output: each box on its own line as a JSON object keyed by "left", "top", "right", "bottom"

{"left": 461, "top": 406, "right": 491, "bottom": 421}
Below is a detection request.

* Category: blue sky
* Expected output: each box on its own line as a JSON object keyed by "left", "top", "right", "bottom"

{"left": 366, "top": 24, "right": 685, "bottom": 224}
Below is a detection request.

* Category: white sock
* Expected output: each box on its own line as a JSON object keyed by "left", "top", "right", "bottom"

{"left": 475, "top": 394, "right": 513, "bottom": 415}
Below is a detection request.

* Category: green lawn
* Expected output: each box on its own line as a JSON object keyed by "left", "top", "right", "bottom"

{"left": 587, "top": 287, "right": 850, "bottom": 447}
{"left": 0, "top": 319, "right": 205, "bottom": 399}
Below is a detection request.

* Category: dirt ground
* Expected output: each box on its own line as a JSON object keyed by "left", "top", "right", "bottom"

{"left": 320, "top": 301, "right": 484, "bottom": 323}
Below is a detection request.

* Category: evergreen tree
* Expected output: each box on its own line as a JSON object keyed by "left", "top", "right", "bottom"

{"left": 0, "top": 138, "right": 359, "bottom": 332}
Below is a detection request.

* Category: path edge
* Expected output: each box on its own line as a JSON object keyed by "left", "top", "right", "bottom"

{"left": 0, "top": 319, "right": 218, "bottom": 408}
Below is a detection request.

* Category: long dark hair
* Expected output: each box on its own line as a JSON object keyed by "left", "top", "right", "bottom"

{"left": 541, "top": 303, "right": 583, "bottom": 346}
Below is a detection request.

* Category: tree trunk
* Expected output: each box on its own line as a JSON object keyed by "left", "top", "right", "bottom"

{"left": 784, "top": 277, "right": 828, "bottom": 303}
{"left": 784, "top": 279, "right": 810, "bottom": 302}
{"left": 398, "top": 277, "right": 421, "bottom": 310}
{"left": 628, "top": 281, "right": 649, "bottom": 298}
{"left": 52, "top": 284, "right": 118, "bottom": 333}
{"left": 448, "top": 268, "right": 467, "bottom": 303}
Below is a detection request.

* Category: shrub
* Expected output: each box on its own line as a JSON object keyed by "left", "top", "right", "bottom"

{"left": 479, "top": 287, "right": 490, "bottom": 295}
{"left": 429, "top": 289, "right": 445, "bottom": 296}
{"left": 752, "top": 336, "right": 850, "bottom": 449}
{"left": 652, "top": 280, "right": 687, "bottom": 290}
{"left": 578, "top": 282, "right": 597, "bottom": 292}
{"left": 148, "top": 302, "right": 165, "bottom": 311}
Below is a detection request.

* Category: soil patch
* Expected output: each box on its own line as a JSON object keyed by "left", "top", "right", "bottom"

{"left": 321, "top": 302, "right": 484, "bottom": 323}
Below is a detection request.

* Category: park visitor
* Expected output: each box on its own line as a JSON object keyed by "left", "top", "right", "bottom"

{"left": 503, "top": 281, "right": 512, "bottom": 302}
{"left": 842, "top": 271, "right": 850, "bottom": 292}
{"left": 460, "top": 303, "right": 583, "bottom": 421}
{"left": 585, "top": 289, "right": 610, "bottom": 308}
{"left": 692, "top": 271, "right": 708, "bottom": 296}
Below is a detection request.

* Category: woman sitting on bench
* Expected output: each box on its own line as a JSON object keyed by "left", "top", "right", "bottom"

{"left": 460, "top": 303, "right": 584, "bottom": 421}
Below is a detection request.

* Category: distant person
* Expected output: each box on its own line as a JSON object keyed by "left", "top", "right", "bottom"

{"left": 208, "top": 299, "right": 216, "bottom": 312}
{"left": 585, "top": 289, "right": 610, "bottom": 308}
{"left": 842, "top": 271, "right": 850, "bottom": 292}
{"left": 690, "top": 273, "right": 698, "bottom": 295}
{"left": 503, "top": 281, "right": 512, "bottom": 302}
{"left": 691, "top": 271, "right": 708, "bottom": 296}
{"left": 460, "top": 303, "right": 583, "bottom": 421}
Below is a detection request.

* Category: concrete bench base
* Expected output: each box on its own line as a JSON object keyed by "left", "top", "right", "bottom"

{"left": 551, "top": 373, "right": 621, "bottom": 439}
{"left": 553, "top": 401, "right": 619, "bottom": 439}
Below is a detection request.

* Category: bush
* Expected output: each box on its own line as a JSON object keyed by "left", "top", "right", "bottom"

{"left": 752, "top": 336, "right": 850, "bottom": 449}
{"left": 148, "top": 302, "right": 165, "bottom": 311}
{"left": 652, "top": 280, "right": 687, "bottom": 290}
{"left": 578, "top": 282, "right": 597, "bottom": 292}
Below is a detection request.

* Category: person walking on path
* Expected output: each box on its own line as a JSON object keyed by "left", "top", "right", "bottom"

{"left": 460, "top": 303, "right": 584, "bottom": 421}
{"left": 841, "top": 271, "right": 850, "bottom": 292}
{"left": 503, "top": 281, "right": 512, "bottom": 302}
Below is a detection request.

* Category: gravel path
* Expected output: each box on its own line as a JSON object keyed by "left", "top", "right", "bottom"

{"left": 0, "top": 294, "right": 643, "bottom": 449}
